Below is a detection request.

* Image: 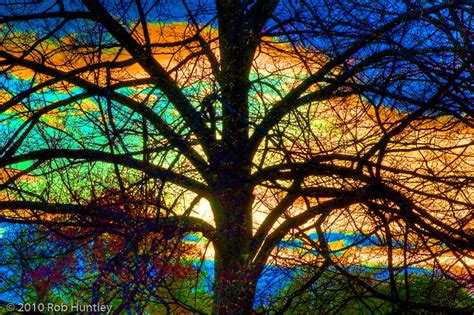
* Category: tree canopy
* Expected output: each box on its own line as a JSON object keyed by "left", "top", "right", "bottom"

{"left": 0, "top": 0, "right": 473, "bottom": 313}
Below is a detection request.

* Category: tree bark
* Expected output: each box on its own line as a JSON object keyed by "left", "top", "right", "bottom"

{"left": 213, "top": 249, "right": 258, "bottom": 314}
{"left": 210, "top": 156, "right": 258, "bottom": 314}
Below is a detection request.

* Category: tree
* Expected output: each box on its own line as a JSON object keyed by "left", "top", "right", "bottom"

{"left": 1, "top": 0, "right": 473, "bottom": 313}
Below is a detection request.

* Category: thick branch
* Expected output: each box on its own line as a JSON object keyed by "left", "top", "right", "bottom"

{"left": 1, "top": 148, "right": 209, "bottom": 197}
{"left": 0, "top": 50, "right": 208, "bottom": 173}
{"left": 81, "top": 0, "right": 215, "bottom": 155}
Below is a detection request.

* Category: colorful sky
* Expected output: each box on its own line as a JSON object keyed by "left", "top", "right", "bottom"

{"left": 1, "top": 5, "right": 473, "bottom": 307}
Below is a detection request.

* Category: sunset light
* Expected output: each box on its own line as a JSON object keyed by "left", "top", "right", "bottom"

{"left": 1, "top": 0, "right": 473, "bottom": 314}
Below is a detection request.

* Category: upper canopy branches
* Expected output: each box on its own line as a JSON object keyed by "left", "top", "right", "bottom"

{"left": 0, "top": 1, "right": 472, "bottom": 267}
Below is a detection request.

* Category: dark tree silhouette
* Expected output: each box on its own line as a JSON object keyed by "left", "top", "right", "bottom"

{"left": 0, "top": 0, "right": 473, "bottom": 313}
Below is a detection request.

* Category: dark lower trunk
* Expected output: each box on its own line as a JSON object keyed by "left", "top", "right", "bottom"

{"left": 213, "top": 253, "right": 258, "bottom": 314}
{"left": 210, "top": 176, "right": 257, "bottom": 314}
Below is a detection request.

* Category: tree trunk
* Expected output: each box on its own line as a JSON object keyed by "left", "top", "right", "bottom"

{"left": 210, "top": 158, "right": 258, "bottom": 314}
{"left": 213, "top": 250, "right": 258, "bottom": 314}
